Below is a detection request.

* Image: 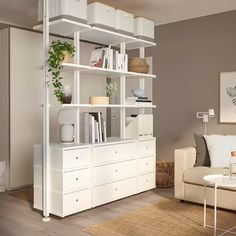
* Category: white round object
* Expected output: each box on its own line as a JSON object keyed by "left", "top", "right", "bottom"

{"left": 203, "top": 174, "right": 236, "bottom": 188}
{"left": 60, "top": 124, "right": 74, "bottom": 143}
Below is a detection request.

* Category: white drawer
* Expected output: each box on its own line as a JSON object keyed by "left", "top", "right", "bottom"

{"left": 138, "top": 172, "right": 156, "bottom": 193}
{"left": 138, "top": 140, "right": 155, "bottom": 156}
{"left": 93, "top": 142, "right": 137, "bottom": 164}
{"left": 93, "top": 160, "right": 137, "bottom": 185}
{"left": 138, "top": 156, "right": 156, "bottom": 173}
{"left": 63, "top": 189, "right": 91, "bottom": 216}
{"left": 93, "top": 177, "right": 137, "bottom": 207}
{"left": 63, "top": 148, "right": 91, "bottom": 169}
{"left": 63, "top": 169, "right": 91, "bottom": 192}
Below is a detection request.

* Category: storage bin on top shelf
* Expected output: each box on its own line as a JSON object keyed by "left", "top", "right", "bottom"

{"left": 38, "top": 0, "right": 87, "bottom": 23}
{"left": 134, "top": 17, "right": 155, "bottom": 41}
{"left": 87, "top": 2, "right": 116, "bottom": 31}
{"left": 115, "top": 9, "right": 134, "bottom": 36}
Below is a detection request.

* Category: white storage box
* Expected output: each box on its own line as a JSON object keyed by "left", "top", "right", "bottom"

{"left": 38, "top": 0, "right": 87, "bottom": 23}
{"left": 87, "top": 2, "right": 115, "bottom": 30}
{"left": 115, "top": 10, "right": 134, "bottom": 35}
{"left": 134, "top": 17, "right": 155, "bottom": 41}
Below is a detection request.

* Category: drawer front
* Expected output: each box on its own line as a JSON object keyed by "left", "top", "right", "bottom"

{"left": 138, "top": 172, "right": 156, "bottom": 193}
{"left": 93, "top": 142, "right": 137, "bottom": 164}
{"left": 63, "top": 189, "right": 91, "bottom": 216}
{"left": 138, "top": 156, "right": 156, "bottom": 173}
{"left": 93, "top": 177, "right": 137, "bottom": 207}
{"left": 63, "top": 148, "right": 91, "bottom": 169}
{"left": 63, "top": 169, "right": 91, "bottom": 192}
{"left": 93, "top": 160, "right": 137, "bottom": 185}
{"left": 138, "top": 140, "right": 155, "bottom": 156}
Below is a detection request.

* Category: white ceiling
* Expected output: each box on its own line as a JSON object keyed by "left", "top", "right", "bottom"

{"left": 0, "top": 0, "right": 236, "bottom": 28}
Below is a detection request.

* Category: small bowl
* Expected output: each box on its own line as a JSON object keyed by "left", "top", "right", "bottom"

{"left": 132, "top": 89, "right": 145, "bottom": 97}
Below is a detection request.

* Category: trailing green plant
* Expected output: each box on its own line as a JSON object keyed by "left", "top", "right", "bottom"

{"left": 105, "top": 82, "right": 118, "bottom": 96}
{"left": 48, "top": 40, "right": 76, "bottom": 103}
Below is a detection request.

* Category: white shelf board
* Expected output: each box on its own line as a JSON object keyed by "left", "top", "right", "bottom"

{"left": 80, "top": 26, "right": 136, "bottom": 46}
{"left": 51, "top": 104, "right": 156, "bottom": 108}
{"left": 34, "top": 18, "right": 91, "bottom": 36}
{"left": 126, "top": 39, "right": 156, "bottom": 50}
{"left": 62, "top": 63, "right": 156, "bottom": 79}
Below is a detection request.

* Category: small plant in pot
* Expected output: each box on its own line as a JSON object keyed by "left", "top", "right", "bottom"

{"left": 48, "top": 40, "right": 76, "bottom": 104}
{"left": 89, "top": 82, "right": 118, "bottom": 105}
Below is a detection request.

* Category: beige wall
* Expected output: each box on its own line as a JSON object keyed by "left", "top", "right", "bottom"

{"left": 148, "top": 10, "right": 236, "bottom": 161}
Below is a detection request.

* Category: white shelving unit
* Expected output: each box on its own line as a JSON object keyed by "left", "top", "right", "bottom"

{"left": 36, "top": 0, "right": 157, "bottom": 220}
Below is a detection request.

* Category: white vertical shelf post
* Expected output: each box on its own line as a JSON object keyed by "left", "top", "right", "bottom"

{"left": 139, "top": 47, "right": 145, "bottom": 115}
{"left": 42, "top": 0, "right": 50, "bottom": 222}
{"left": 74, "top": 32, "right": 80, "bottom": 143}
{"left": 120, "top": 42, "right": 126, "bottom": 138}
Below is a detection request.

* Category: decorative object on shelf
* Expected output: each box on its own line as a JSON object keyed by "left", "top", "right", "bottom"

{"left": 196, "top": 108, "right": 215, "bottom": 134}
{"left": 89, "top": 96, "right": 109, "bottom": 105}
{"left": 128, "top": 57, "right": 149, "bottom": 74}
{"left": 106, "top": 82, "right": 118, "bottom": 97}
{"left": 58, "top": 109, "right": 76, "bottom": 144}
{"left": 48, "top": 40, "right": 76, "bottom": 103}
{"left": 156, "top": 160, "right": 174, "bottom": 188}
{"left": 62, "top": 85, "right": 72, "bottom": 104}
{"left": 132, "top": 89, "right": 145, "bottom": 97}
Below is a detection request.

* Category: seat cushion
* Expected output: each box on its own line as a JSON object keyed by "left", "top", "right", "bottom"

{"left": 183, "top": 167, "right": 229, "bottom": 186}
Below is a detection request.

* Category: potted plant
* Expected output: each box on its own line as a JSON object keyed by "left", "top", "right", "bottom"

{"left": 89, "top": 82, "right": 118, "bottom": 105}
{"left": 48, "top": 40, "right": 76, "bottom": 104}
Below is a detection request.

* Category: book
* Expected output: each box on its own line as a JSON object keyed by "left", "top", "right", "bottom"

{"left": 83, "top": 113, "right": 90, "bottom": 143}
{"left": 102, "top": 120, "right": 107, "bottom": 142}
{"left": 98, "top": 112, "right": 102, "bottom": 142}
{"left": 90, "top": 48, "right": 105, "bottom": 67}
{"left": 89, "top": 115, "right": 95, "bottom": 143}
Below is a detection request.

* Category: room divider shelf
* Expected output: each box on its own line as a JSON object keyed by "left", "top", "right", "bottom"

{"left": 62, "top": 63, "right": 156, "bottom": 79}
{"left": 34, "top": 18, "right": 156, "bottom": 50}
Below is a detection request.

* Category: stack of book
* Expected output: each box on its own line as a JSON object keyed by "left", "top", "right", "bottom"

{"left": 83, "top": 112, "right": 107, "bottom": 144}
{"left": 90, "top": 47, "right": 128, "bottom": 71}
{"left": 126, "top": 97, "right": 152, "bottom": 106}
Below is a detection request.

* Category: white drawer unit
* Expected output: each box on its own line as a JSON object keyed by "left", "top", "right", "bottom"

{"left": 138, "top": 172, "right": 156, "bottom": 193}
{"left": 115, "top": 9, "right": 134, "bottom": 35}
{"left": 134, "top": 17, "right": 155, "bottom": 41}
{"left": 93, "top": 159, "right": 137, "bottom": 185}
{"left": 138, "top": 156, "right": 156, "bottom": 173}
{"left": 38, "top": 0, "right": 87, "bottom": 23}
{"left": 138, "top": 139, "right": 156, "bottom": 156}
{"left": 34, "top": 138, "right": 156, "bottom": 217}
{"left": 87, "top": 2, "right": 115, "bottom": 30}
{"left": 63, "top": 148, "right": 91, "bottom": 169}
{"left": 93, "top": 141, "right": 137, "bottom": 164}
{"left": 93, "top": 177, "right": 137, "bottom": 207}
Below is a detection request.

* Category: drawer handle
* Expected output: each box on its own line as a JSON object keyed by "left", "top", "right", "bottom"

{"left": 145, "top": 146, "right": 149, "bottom": 149}
{"left": 115, "top": 188, "right": 118, "bottom": 191}
{"left": 146, "top": 162, "right": 149, "bottom": 166}
{"left": 146, "top": 179, "right": 149, "bottom": 182}
{"left": 76, "top": 178, "right": 79, "bottom": 181}
{"left": 76, "top": 156, "right": 79, "bottom": 160}
{"left": 115, "top": 169, "right": 118, "bottom": 172}
{"left": 115, "top": 150, "right": 118, "bottom": 154}
{"left": 76, "top": 199, "right": 79, "bottom": 202}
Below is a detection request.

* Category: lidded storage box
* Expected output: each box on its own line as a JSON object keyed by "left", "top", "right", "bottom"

{"left": 115, "top": 9, "right": 134, "bottom": 35}
{"left": 87, "top": 2, "right": 115, "bottom": 30}
{"left": 38, "top": 0, "right": 87, "bottom": 23}
{"left": 134, "top": 17, "right": 155, "bottom": 41}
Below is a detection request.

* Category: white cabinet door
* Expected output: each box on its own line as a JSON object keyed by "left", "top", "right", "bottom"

{"left": 138, "top": 156, "right": 156, "bottom": 173}
{"left": 138, "top": 172, "right": 156, "bottom": 193}
{"left": 138, "top": 139, "right": 156, "bottom": 157}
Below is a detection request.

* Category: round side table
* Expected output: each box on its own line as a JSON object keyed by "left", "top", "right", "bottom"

{"left": 203, "top": 174, "right": 236, "bottom": 236}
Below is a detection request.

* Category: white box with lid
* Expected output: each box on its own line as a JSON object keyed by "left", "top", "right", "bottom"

{"left": 38, "top": 0, "right": 87, "bottom": 23}
{"left": 134, "top": 17, "right": 155, "bottom": 41}
{"left": 87, "top": 2, "right": 115, "bottom": 30}
{"left": 115, "top": 9, "right": 134, "bottom": 35}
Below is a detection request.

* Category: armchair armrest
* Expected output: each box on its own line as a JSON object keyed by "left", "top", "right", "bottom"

{"left": 174, "top": 147, "right": 196, "bottom": 199}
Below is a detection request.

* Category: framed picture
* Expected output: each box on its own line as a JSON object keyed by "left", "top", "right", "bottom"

{"left": 220, "top": 71, "right": 236, "bottom": 123}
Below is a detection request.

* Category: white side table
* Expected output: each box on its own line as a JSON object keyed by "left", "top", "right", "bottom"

{"left": 203, "top": 174, "right": 236, "bottom": 236}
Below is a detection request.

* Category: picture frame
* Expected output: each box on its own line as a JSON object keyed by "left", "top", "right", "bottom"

{"left": 220, "top": 71, "right": 236, "bottom": 123}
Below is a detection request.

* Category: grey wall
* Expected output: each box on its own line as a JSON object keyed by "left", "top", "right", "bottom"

{"left": 148, "top": 10, "right": 236, "bottom": 161}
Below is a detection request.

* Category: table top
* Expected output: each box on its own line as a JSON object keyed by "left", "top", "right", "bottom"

{"left": 203, "top": 174, "right": 236, "bottom": 188}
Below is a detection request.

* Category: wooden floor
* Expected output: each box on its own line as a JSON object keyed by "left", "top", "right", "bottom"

{"left": 0, "top": 188, "right": 173, "bottom": 236}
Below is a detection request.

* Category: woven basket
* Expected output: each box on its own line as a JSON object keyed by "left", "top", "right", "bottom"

{"left": 156, "top": 160, "right": 174, "bottom": 188}
{"left": 128, "top": 57, "right": 149, "bottom": 74}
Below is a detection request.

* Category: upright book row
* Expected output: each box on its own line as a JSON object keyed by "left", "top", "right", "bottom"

{"left": 83, "top": 112, "right": 107, "bottom": 144}
{"left": 90, "top": 47, "right": 128, "bottom": 71}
